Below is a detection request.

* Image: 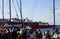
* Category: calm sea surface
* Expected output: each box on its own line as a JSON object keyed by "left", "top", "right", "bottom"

{"left": 55, "top": 25, "right": 60, "bottom": 31}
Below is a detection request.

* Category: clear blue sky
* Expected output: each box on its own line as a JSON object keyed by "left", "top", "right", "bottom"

{"left": 0, "top": 0, "right": 60, "bottom": 25}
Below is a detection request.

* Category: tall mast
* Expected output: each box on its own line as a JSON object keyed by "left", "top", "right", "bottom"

{"left": 2, "top": 0, "right": 4, "bottom": 27}
{"left": 20, "top": 0, "right": 23, "bottom": 27}
{"left": 53, "top": 0, "right": 55, "bottom": 27}
{"left": 9, "top": 0, "right": 11, "bottom": 21}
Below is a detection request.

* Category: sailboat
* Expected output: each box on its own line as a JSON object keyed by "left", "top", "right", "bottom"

{"left": 3, "top": 0, "right": 22, "bottom": 27}
{"left": 3, "top": 0, "right": 54, "bottom": 29}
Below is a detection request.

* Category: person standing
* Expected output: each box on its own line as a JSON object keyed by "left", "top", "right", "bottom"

{"left": 46, "top": 30, "right": 51, "bottom": 39}
{"left": 11, "top": 29, "right": 17, "bottom": 39}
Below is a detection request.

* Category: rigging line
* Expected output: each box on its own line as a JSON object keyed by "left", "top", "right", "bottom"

{"left": 12, "top": 0, "right": 19, "bottom": 18}
{"left": 31, "top": 0, "right": 38, "bottom": 20}
{"left": 0, "top": 6, "right": 1, "bottom": 10}
{"left": 0, "top": 5, "right": 1, "bottom": 9}
{"left": 0, "top": 1, "right": 1, "bottom": 9}
{"left": 16, "top": 0, "right": 20, "bottom": 10}
{"left": 0, "top": 2, "right": 1, "bottom": 9}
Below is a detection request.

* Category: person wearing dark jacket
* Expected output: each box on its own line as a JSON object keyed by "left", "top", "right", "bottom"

{"left": 19, "top": 30, "right": 27, "bottom": 39}
{"left": 12, "top": 30, "right": 17, "bottom": 39}
{"left": 46, "top": 30, "right": 51, "bottom": 39}
{"left": 38, "top": 31, "right": 42, "bottom": 39}
{"left": 0, "top": 32, "right": 2, "bottom": 39}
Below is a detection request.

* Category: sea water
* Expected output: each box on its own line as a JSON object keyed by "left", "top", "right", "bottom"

{"left": 55, "top": 25, "right": 60, "bottom": 31}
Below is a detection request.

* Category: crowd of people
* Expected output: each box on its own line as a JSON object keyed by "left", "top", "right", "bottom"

{"left": 0, "top": 27, "right": 60, "bottom": 39}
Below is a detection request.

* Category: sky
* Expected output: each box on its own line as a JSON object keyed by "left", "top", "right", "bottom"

{"left": 0, "top": 0, "right": 60, "bottom": 25}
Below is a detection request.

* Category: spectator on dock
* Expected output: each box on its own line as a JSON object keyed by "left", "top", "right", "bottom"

{"left": 37, "top": 30, "right": 42, "bottom": 39}
{"left": 46, "top": 30, "right": 51, "bottom": 39}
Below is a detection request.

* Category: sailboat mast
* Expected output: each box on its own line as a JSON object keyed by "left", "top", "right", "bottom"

{"left": 53, "top": 0, "right": 55, "bottom": 27}
{"left": 9, "top": 0, "right": 11, "bottom": 21}
{"left": 2, "top": 0, "right": 4, "bottom": 27}
{"left": 20, "top": 0, "right": 23, "bottom": 27}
